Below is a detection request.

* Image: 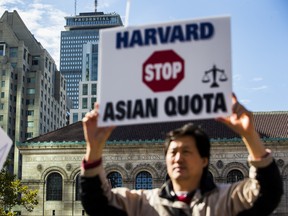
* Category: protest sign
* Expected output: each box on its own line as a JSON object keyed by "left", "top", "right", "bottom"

{"left": 0, "top": 127, "right": 12, "bottom": 170}
{"left": 98, "top": 16, "right": 232, "bottom": 126}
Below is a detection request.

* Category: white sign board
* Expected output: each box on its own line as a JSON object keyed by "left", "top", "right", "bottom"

{"left": 98, "top": 16, "right": 232, "bottom": 126}
{"left": 0, "top": 127, "right": 12, "bottom": 170}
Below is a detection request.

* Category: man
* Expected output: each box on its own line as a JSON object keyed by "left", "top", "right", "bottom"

{"left": 80, "top": 95, "right": 283, "bottom": 215}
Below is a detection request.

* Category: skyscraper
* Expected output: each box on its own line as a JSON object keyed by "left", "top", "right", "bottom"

{"left": 60, "top": 4, "right": 123, "bottom": 109}
{"left": 69, "top": 41, "right": 99, "bottom": 124}
{"left": 0, "top": 10, "right": 67, "bottom": 176}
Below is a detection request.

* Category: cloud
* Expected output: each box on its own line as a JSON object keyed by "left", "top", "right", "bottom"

{"left": 1, "top": 0, "right": 68, "bottom": 68}
{"left": 233, "top": 74, "right": 242, "bottom": 81}
{"left": 239, "top": 99, "right": 250, "bottom": 105}
{"left": 1, "top": 0, "right": 123, "bottom": 68}
{"left": 0, "top": 0, "right": 24, "bottom": 6}
{"left": 252, "top": 77, "right": 263, "bottom": 82}
{"left": 251, "top": 85, "right": 268, "bottom": 91}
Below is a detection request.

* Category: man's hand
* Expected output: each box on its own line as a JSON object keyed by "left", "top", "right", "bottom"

{"left": 217, "top": 94, "right": 267, "bottom": 159}
{"left": 217, "top": 95, "right": 255, "bottom": 138}
{"left": 82, "top": 103, "right": 115, "bottom": 162}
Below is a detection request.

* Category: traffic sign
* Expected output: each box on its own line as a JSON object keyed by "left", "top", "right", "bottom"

{"left": 143, "top": 50, "right": 184, "bottom": 92}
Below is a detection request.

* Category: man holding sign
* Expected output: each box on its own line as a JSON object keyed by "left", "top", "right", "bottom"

{"left": 80, "top": 95, "right": 282, "bottom": 216}
{"left": 80, "top": 16, "right": 282, "bottom": 215}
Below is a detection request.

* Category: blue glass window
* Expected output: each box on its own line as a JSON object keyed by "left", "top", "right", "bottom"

{"left": 46, "top": 173, "right": 62, "bottom": 201}
{"left": 107, "top": 172, "right": 122, "bottom": 188}
{"left": 135, "top": 171, "right": 152, "bottom": 189}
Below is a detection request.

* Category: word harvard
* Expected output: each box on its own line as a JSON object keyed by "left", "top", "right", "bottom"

{"left": 116, "top": 22, "right": 214, "bottom": 49}
{"left": 102, "top": 92, "right": 226, "bottom": 122}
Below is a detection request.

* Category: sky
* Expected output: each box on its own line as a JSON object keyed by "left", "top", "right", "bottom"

{"left": 0, "top": 0, "right": 287, "bottom": 112}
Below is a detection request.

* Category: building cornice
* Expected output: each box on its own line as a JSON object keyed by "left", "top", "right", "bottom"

{"left": 17, "top": 137, "right": 288, "bottom": 149}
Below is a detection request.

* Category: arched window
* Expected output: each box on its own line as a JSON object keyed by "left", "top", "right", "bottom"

{"left": 107, "top": 172, "right": 122, "bottom": 188}
{"left": 75, "top": 174, "right": 80, "bottom": 201}
{"left": 135, "top": 171, "right": 152, "bottom": 190}
{"left": 46, "top": 172, "right": 63, "bottom": 201}
{"left": 227, "top": 169, "right": 244, "bottom": 183}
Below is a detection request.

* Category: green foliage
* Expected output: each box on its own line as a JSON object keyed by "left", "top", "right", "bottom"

{"left": 0, "top": 161, "right": 38, "bottom": 215}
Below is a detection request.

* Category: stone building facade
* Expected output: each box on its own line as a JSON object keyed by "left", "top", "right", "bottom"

{"left": 17, "top": 112, "right": 288, "bottom": 215}
{"left": 0, "top": 10, "right": 67, "bottom": 175}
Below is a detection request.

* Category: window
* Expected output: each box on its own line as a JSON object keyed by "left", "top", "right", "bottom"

{"left": 27, "top": 121, "right": 34, "bottom": 127}
{"left": 46, "top": 173, "right": 63, "bottom": 201}
{"left": 91, "top": 98, "right": 96, "bottom": 109}
{"left": 45, "top": 57, "right": 48, "bottom": 68}
{"left": 82, "top": 84, "right": 88, "bottom": 95}
{"left": 1, "top": 81, "right": 5, "bottom": 87}
{"left": 27, "top": 88, "right": 35, "bottom": 95}
{"left": 82, "top": 98, "right": 87, "bottom": 109}
{"left": 27, "top": 110, "right": 34, "bottom": 116}
{"left": 11, "top": 63, "right": 17, "bottom": 69}
{"left": 227, "top": 169, "right": 244, "bottom": 183}
{"left": 1, "top": 92, "right": 4, "bottom": 98}
{"left": 27, "top": 77, "right": 36, "bottom": 83}
{"left": 0, "top": 115, "right": 3, "bottom": 121}
{"left": 72, "top": 113, "right": 78, "bottom": 123}
{"left": 91, "top": 83, "right": 97, "bottom": 95}
{"left": 26, "top": 99, "right": 35, "bottom": 105}
{"left": 135, "top": 171, "right": 152, "bottom": 189}
{"left": 32, "top": 56, "right": 40, "bottom": 65}
{"left": 23, "top": 48, "right": 27, "bottom": 60}
{"left": 26, "top": 132, "right": 33, "bottom": 138}
{"left": 0, "top": 103, "right": 4, "bottom": 110}
{"left": 75, "top": 174, "right": 80, "bottom": 201}
{"left": 0, "top": 44, "right": 5, "bottom": 56}
{"left": 107, "top": 172, "right": 122, "bottom": 188}
{"left": 9, "top": 47, "right": 18, "bottom": 58}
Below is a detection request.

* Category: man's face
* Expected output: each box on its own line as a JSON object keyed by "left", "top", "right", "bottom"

{"left": 166, "top": 136, "right": 208, "bottom": 185}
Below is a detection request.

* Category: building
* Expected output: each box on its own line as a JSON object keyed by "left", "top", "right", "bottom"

{"left": 60, "top": 4, "right": 123, "bottom": 109}
{"left": 0, "top": 10, "right": 67, "bottom": 175}
{"left": 17, "top": 111, "right": 288, "bottom": 215}
{"left": 69, "top": 42, "right": 98, "bottom": 123}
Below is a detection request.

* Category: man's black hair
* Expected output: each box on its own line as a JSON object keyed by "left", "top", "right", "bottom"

{"left": 164, "top": 123, "right": 210, "bottom": 160}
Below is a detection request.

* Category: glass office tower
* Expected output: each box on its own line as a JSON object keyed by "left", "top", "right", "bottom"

{"left": 60, "top": 11, "right": 123, "bottom": 109}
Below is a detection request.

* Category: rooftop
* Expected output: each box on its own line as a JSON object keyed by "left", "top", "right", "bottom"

{"left": 22, "top": 111, "right": 288, "bottom": 145}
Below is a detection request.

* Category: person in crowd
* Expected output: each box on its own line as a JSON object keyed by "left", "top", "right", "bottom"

{"left": 80, "top": 95, "right": 283, "bottom": 216}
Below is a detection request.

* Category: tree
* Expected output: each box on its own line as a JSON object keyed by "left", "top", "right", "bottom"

{"left": 0, "top": 161, "right": 38, "bottom": 216}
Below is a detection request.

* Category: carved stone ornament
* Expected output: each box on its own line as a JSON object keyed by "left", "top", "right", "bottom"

{"left": 216, "top": 160, "right": 224, "bottom": 169}
{"left": 155, "top": 162, "right": 163, "bottom": 170}
{"left": 125, "top": 162, "right": 133, "bottom": 170}
{"left": 37, "top": 164, "right": 42, "bottom": 171}
{"left": 277, "top": 159, "right": 284, "bottom": 167}
{"left": 66, "top": 163, "right": 72, "bottom": 171}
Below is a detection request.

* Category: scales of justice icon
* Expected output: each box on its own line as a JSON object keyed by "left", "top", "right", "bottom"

{"left": 202, "top": 65, "right": 228, "bottom": 88}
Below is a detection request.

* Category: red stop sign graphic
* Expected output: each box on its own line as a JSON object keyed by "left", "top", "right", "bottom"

{"left": 142, "top": 50, "right": 184, "bottom": 92}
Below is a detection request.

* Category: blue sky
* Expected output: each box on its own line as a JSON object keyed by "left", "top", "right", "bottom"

{"left": 0, "top": 0, "right": 287, "bottom": 111}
